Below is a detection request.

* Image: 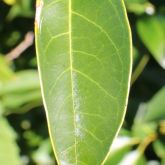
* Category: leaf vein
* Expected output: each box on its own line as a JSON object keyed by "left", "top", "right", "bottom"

{"left": 60, "top": 144, "right": 75, "bottom": 155}
{"left": 73, "top": 50, "right": 104, "bottom": 67}
{"left": 44, "top": 0, "right": 63, "bottom": 9}
{"left": 72, "top": 10, "right": 123, "bottom": 73}
{"left": 55, "top": 94, "right": 72, "bottom": 121}
{"left": 48, "top": 68, "right": 70, "bottom": 96}
{"left": 69, "top": 1, "right": 78, "bottom": 164}
{"left": 44, "top": 32, "right": 69, "bottom": 54}
{"left": 78, "top": 126, "right": 103, "bottom": 143}
{"left": 73, "top": 68, "right": 116, "bottom": 100}
{"left": 79, "top": 112, "right": 104, "bottom": 119}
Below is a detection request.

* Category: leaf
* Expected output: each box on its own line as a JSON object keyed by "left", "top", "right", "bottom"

{"left": 2, "top": 90, "right": 41, "bottom": 114}
{"left": 132, "top": 122, "right": 156, "bottom": 140}
{"left": 35, "top": 0, "right": 132, "bottom": 164}
{"left": 118, "top": 150, "right": 146, "bottom": 165}
{"left": 153, "top": 139, "right": 165, "bottom": 159}
{"left": 6, "top": 0, "right": 34, "bottom": 20}
{"left": 137, "top": 16, "right": 165, "bottom": 69}
{"left": 32, "top": 139, "right": 54, "bottom": 165}
{"left": 162, "top": 159, "right": 165, "bottom": 165}
{"left": 135, "top": 87, "right": 165, "bottom": 122}
{"left": 0, "top": 70, "right": 40, "bottom": 95}
{"left": 104, "top": 136, "right": 138, "bottom": 165}
{"left": 145, "top": 87, "right": 165, "bottom": 121}
{"left": 125, "top": 0, "right": 155, "bottom": 15}
{"left": 0, "top": 55, "right": 14, "bottom": 82}
{"left": 0, "top": 116, "right": 21, "bottom": 165}
{"left": 0, "top": 70, "right": 41, "bottom": 114}
{"left": 3, "top": 0, "right": 16, "bottom": 5}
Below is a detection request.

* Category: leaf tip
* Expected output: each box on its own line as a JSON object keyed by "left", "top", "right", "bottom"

{"left": 35, "top": 0, "right": 44, "bottom": 31}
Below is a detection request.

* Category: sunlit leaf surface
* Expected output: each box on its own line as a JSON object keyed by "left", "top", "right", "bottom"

{"left": 35, "top": 0, "right": 132, "bottom": 164}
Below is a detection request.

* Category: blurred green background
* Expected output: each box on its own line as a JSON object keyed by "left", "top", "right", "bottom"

{"left": 0, "top": 0, "right": 164, "bottom": 164}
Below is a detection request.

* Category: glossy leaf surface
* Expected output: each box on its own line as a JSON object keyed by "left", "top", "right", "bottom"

{"left": 35, "top": 0, "right": 132, "bottom": 164}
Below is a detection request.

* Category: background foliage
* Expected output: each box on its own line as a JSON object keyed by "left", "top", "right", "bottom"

{"left": 0, "top": 0, "right": 164, "bottom": 164}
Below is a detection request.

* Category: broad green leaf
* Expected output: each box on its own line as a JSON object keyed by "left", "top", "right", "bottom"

{"left": 0, "top": 70, "right": 41, "bottom": 114}
{"left": 1, "top": 90, "right": 41, "bottom": 114}
{"left": 137, "top": 16, "right": 165, "bottom": 69}
{"left": 35, "top": 0, "right": 132, "bottom": 164}
{"left": 0, "top": 116, "right": 21, "bottom": 165}
{"left": 125, "top": 0, "right": 155, "bottom": 15}
{"left": 118, "top": 150, "right": 146, "bottom": 165}
{"left": 135, "top": 87, "right": 165, "bottom": 122}
{"left": 153, "top": 139, "right": 165, "bottom": 159}
{"left": 104, "top": 146, "right": 130, "bottom": 165}
{"left": 0, "top": 70, "right": 40, "bottom": 95}
{"left": 0, "top": 55, "right": 14, "bottom": 82}
{"left": 144, "top": 87, "right": 165, "bottom": 121}
{"left": 104, "top": 136, "right": 138, "bottom": 165}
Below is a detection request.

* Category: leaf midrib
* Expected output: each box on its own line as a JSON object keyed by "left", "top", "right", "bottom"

{"left": 68, "top": 0, "right": 78, "bottom": 164}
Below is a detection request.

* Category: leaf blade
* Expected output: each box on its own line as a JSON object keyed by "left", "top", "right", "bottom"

{"left": 137, "top": 16, "right": 165, "bottom": 69}
{"left": 35, "top": 0, "right": 132, "bottom": 164}
{"left": 0, "top": 116, "right": 21, "bottom": 165}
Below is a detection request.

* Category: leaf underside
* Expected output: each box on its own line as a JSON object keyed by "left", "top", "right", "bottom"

{"left": 35, "top": 0, "right": 132, "bottom": 164}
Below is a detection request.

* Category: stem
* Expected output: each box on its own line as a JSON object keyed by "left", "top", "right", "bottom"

{"left": 5, "top": 31, "right": 34, "bottom": 61}
{"left": 131, "top": 55, "right": 150, "bottom": 86}
{"left": 137, "top": 133, "right": 157, "bottom": 154}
